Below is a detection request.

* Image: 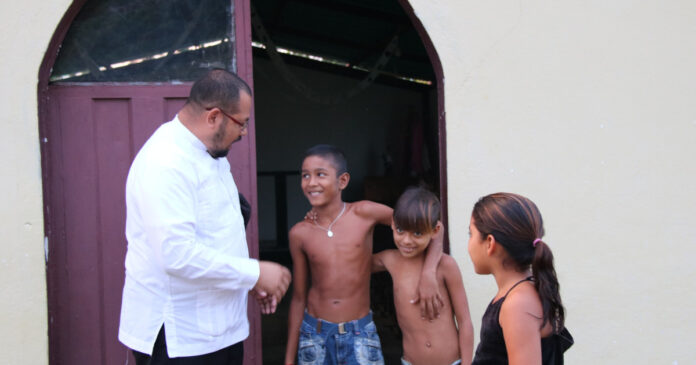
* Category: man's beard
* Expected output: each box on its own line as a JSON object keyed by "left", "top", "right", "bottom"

{"left": 208, "top": 148, "right": 229, "bottom": 159}
{"left": 207, "top": 121, "right": 241, "bottom": 159}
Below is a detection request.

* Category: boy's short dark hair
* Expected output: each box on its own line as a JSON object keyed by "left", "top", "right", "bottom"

{"left": 393, "top": 187, "right": 441, "bottom": 233}
{"left": 303, "top": 144, "right": 348, "bottom": 175}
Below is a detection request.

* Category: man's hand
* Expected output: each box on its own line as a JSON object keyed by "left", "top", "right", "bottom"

{"left": 250, "top": 288, "right": 279, "bottom": 314}
{"left": 254, "top": 261, "right": 291, "bottom": 312}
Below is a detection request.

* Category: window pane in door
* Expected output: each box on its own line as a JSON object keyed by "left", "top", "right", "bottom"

{"left": 50, "top": 0, "right": 235, "bottom": 83}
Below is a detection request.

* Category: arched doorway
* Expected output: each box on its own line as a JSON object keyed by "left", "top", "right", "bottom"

{"left": 39, "top": 0, "right": 260, "bottom": 364}
{"left": 247, "top": 0, "right": 447, "bottom": 363}
{"left": 39, "top": 0, "right": 445, "bottom": 364}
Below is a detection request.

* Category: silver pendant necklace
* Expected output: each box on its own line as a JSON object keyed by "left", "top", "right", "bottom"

{"left": 314, "top": 202, "right": 346, "bottom": 238}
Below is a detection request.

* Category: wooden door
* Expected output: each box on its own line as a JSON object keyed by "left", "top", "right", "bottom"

{"left": 40, "top": 1, "right": 261, "bottom": 364}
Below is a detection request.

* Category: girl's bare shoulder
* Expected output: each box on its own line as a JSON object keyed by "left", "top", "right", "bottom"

{"left": 501, "top": 281, "right": 543, "bottom": 319}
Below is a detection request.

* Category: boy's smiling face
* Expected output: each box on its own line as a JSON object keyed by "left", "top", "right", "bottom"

{"left": 301, "top": 155, "right": 348, "bottom": 207}
{"left": 392, "top": 222, "right": 438, "bottom": 258}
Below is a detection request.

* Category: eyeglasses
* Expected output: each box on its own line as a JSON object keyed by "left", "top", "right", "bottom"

{"left": 206, "top": 107, "right": 248, "bottom": 130}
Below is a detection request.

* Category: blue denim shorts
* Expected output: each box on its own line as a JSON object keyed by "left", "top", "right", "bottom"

{"left": 401, "top": 358, "right": 461, "bottom": 365}
{"left": 298, "top": 311, "right": 384, "bottom": 365}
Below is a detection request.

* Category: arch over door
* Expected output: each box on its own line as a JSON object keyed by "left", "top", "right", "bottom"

{"left": 39, "top": 1, "right": 260, "bottom": 364}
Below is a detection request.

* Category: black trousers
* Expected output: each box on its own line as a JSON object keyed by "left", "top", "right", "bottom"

{"left": 132, "top": 326, "right": 244, "bottom": 365}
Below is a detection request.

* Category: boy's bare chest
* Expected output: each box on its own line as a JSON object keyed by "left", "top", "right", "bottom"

{"left": 391, "top": 268, "right": 423, "bottom": 301}
{"left": 304, "top": 216, "right": 372, "bottom": 252}
{"left": 304, "top": 235, "right": 371, "bottom": 265}
{"left": 391, "top": 265, "right": 447, "bottom": 308}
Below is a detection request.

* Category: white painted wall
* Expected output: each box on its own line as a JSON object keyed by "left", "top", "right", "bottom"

{"left": 0, "top": 1, "right": 72, "bottom": 364}
{"left": 3, "top": 0, "right": 695, "bottom": 364}
{"left": 409, "top": 0, "right": 696, "bottom": 363}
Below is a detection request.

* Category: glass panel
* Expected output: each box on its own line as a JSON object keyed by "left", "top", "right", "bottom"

{"left": 50, "top": 0, "right": 235, "bottom": 83}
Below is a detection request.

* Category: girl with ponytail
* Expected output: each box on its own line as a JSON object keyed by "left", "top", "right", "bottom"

{"left": 467, "top": 193, "right": 573, "bottom": 364}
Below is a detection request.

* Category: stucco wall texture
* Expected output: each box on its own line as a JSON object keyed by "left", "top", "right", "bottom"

{"left": 411, "top": 1, "right": 696, "bottom": 364}
{"left": 0, "top": 1, "right": 72, "bottom": 364}
{"left": 1, "top": 1, "right": 694, "bottom": 364}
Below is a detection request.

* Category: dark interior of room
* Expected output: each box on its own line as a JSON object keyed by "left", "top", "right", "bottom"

{"left": 251, "top": 0, "right": 440, "bottom": 363}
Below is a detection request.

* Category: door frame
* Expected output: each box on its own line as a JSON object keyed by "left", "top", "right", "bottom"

{"left": 397, "top": 0, "right": 449, "bottom": 251}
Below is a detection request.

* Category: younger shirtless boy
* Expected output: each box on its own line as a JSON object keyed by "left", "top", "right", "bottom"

{"left": 285, "top": 145, "right": 443, "bottom": 365}
{"left": 372, "top": 187, "right": 474, "bottom": 365}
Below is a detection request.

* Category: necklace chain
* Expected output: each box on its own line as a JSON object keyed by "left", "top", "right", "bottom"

{"left": 313, "top": 202, "right": 346, "bottom": 238}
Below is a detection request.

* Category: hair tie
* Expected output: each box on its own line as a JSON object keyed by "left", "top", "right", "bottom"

{"left": 533, "top": 238, "right": 542, "bottom": 247}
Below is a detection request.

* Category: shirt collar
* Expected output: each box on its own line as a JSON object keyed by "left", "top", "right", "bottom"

{"left": 172, "top": 115, "right": 207, "bottom": 153}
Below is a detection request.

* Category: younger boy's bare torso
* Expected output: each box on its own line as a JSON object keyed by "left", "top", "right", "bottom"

{"left": 292, "top": 202, "right": 379, "bottom": 322}
{"left": 385, "top": 251, "right": 460, "bottom": 365}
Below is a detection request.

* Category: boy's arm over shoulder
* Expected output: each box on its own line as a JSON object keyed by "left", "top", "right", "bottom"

{"left": 285, "top": 223, "right": 310, "bottom": 364}
{"left": 416, "top": 221, "right": 444, "bottom": 319}
{"left": 353, "top": 200, "right": 393, "bottom": 226}
{"left": 441, "top": 254, "right": 474, "bottom": 365}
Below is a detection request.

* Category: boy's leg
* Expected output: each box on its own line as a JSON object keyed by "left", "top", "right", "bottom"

{"left": 348, "top": 313, "right": 384, "bottom": 365}
{"left": 298, "top": 312, "right": 329, "bottom": 365}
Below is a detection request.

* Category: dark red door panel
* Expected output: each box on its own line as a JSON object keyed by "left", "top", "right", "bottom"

{"left": 44, "top": 84, "right": 259, "bottom": 364}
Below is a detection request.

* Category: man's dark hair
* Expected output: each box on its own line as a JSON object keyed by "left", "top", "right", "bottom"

{"left": 187, "top": 69, "right": 252, "bottom": 112}
{"left": 303, "top": 144, "right": 348, "bottom": 175}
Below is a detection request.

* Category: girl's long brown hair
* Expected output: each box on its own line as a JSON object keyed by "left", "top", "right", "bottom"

{"left": 472, "top": 192, "right": 565, "bottom": 332}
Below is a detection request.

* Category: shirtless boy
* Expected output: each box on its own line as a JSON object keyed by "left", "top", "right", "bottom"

{"left": 284, "top": 145, "right": 443, "bottom": 365}
{"left": 372, "top": 187, "right": 474, "bottom": 365}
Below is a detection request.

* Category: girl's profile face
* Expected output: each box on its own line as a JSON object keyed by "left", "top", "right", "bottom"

{"left": 468, "top": 216, "right": 488, "bottom": 274}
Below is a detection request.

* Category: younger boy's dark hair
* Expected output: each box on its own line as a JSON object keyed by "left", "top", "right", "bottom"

{"left": 303, "top": 144, "right": 348, "bottom": 175}
{"left": 393, "top": 187, "right": 440, "bottom": 234}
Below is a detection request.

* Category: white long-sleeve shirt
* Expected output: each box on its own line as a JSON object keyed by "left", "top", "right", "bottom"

{"left": 118, "top": 116, "right": 260, "bottom": 357}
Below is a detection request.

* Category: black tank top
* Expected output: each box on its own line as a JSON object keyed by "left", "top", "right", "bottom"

{"left": 471, "top": 277, "right": 573, "bottom": 365}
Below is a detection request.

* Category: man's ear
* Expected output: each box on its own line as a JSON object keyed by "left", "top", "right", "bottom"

{"left": 338, "top": 172, "right": 350, "bottom": 190}
{"left": 205, "top": 108, "right": 220, "bottom": 128}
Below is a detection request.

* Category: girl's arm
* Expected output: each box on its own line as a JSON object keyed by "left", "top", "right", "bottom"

{"left": 284, "top": 227, "right": 309, "bottom": 365}
{"left": 499, "top": 287, "right": 544, "bottom": 365}
{"left": 442, "top": 255, "right": 474, "bottom": 365}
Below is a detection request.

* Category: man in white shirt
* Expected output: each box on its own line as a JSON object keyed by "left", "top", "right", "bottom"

{"left": 119, "top": 69, "right": 291, "bottom": 364}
